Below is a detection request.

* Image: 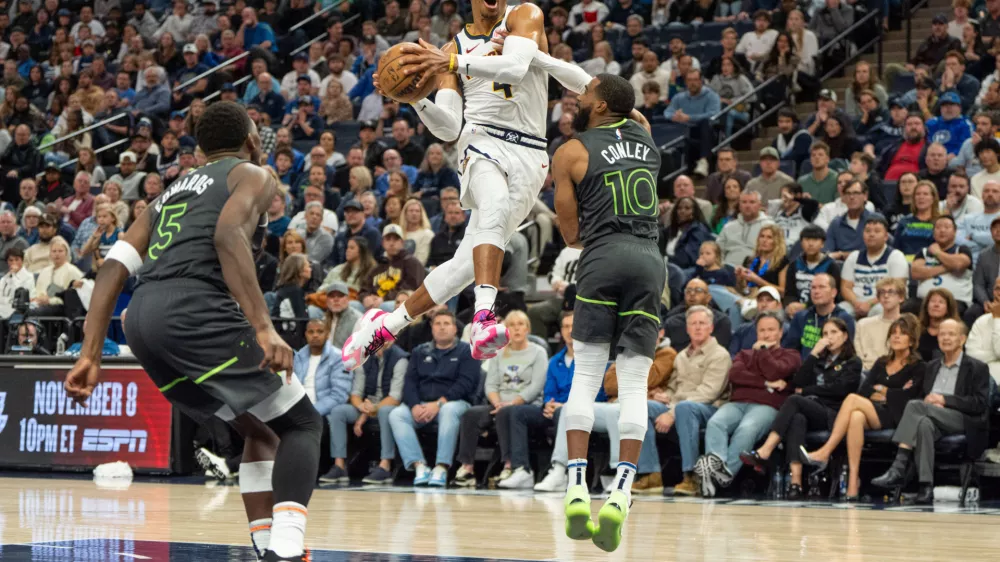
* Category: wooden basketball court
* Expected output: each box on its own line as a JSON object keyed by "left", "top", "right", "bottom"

{"left": 1, "top": 476, "right": 998, "bottom": 561}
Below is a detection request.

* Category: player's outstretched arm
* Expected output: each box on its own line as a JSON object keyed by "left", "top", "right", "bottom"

{"left": 531, "top": 50, "right": 593, "bottom": 95}
{"left": 404, "top": 4, "right": 546, "bottom": 88}
{"left": 552, "top": 139, "right": 588, "bottom": 248}
{"left": 65, "top": 206, "right": 154, "bottom": 403}
{"left": 412, "top": 42, "right": 464, "bottom": 142}
{"left": 216, "top": 164, "right": 293, "bottom": 375}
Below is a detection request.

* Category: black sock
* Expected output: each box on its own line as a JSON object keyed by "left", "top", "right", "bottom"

{"left": 265, "top": 397, "right": 323, "bottom": 506}
{"left": 226, "top": 455, "right": 241, "bottom": 474}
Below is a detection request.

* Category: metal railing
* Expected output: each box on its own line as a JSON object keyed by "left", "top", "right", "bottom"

{"left": 289, "top": 0, "right": 347, "bottom": 33}
{"left": 294, "top": 13, "right": 361, "bottom": 58}
{"left": 904, "top": 0, "right": 932, "bottom": 61}
{"left": 58, "top": 138, "right": 130, "bottom": 170}
{"left": 711, "top": 8, "right": 883, "bottom": 155}
{"left": 38, "top": 112, "right": 129, "bottom": 151}
{"left": 173, "top": 51, "right": 251, "bottom": 93}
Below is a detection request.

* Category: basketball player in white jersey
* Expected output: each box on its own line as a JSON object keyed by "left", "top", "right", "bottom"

{"left": 342, "top": 0, "right": 552, "bottom": 369}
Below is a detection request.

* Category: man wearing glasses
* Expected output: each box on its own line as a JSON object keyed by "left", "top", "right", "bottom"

{"left": 824, "top": 180, "right": 885, "bottom": 261}
{"left": 814, "top": 171, "right": 877, "bottom": 231}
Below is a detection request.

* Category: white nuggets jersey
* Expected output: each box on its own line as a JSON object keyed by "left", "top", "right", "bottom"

{"left": 452, "top": 6, "right": 548, "bottom": 139}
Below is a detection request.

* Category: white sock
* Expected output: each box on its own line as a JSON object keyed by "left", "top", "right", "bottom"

{"left": 614, "top": 461, "right": 638, "bottom": 501}
{"left": 474, "top": 284, "right": 498, "bottom": 313}
{"left": 269, "top": 502, "right": 307, "bottom": 558}
{"left": 383, "top": 302, "right": 414, "bottom": 334}
{"left": 249, "top": 518, "right": 271, "bottom": 557}
{"left": 567, "top": 458, "right": 588, "bottom": 491}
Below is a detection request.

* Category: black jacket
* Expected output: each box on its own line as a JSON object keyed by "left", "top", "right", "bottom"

{"left": 0, "top": 142, "right": 41, "bottom": 180}
{"left": 922, "top": 354, "right": 991, "bottom": 459}
{"left": 428, "top": 222, "right": 466, "bottom": 267}
{"left": 859, "top": 358, "right": 927, "bottom": 426}
{"left": 663, "top": 301, "right": 732, "bottom": 351}
{"left": 793, "top": 354, "right": 862, "bottom": 409}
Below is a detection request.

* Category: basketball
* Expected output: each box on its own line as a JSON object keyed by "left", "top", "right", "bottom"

{"left": 377, "top": 42, "right": 436, "bottom": 104}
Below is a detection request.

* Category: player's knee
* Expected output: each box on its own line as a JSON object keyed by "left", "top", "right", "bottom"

{"left": 266, "top": 396, "right": 322, "bottom": 443}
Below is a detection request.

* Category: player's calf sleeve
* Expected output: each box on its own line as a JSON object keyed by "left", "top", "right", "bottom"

{"left": 615, "top": 350, "right": 654, "bottom": 442}
{"left": 563, "top": 340, "right": 612, "bottom": 433}
{"left": 468, "top": 161, "right": 511, "bottom": 250}
{"left": 264, "top": 396, "right": 323, "bottom": 507}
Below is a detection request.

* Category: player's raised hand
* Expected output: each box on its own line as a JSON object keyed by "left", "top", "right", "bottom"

{"left": 400, "top": 39, "right": 451, "bottom": 88}
{"left": 65, "top": 356, "right": 101, "bottom": 404}
{"left": 491, "top": 28, "right": 508, "bottom": 52}
{"left": 258, "top": 327, "right": 295, "bottom": 380}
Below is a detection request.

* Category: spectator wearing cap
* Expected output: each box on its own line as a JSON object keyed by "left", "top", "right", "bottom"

{"left": 109, "top": 151, "right": 149, "bottom": 202}
{"left": 219, "top": 82, "right": 238, "bottom": 103}
{"left": 358, "top": 120, "right": 389, "bottom": 171}
{"left": 131, "top": 66, "right": 171, "bottom": 119}
{"left": 333, "top": 199, "right": 382, "bottom": 266}
{"left": 24, "top": 214, "right": 61, "bottom": 274}
{"left": 172, "top": 44, "right": 210, "bottom": 99}
{"left": 926, "top": 92, "right": 973, "bottom": 158}
{"left": 805, "top": 89, "right": 853, "bottom": 139}
{"left": 911, "top": 14, "right": 962, "bottom": 68}
{"left": 971, "top": 139, "right": 1000, "bottom": 198}
{"left": 317, "top": 280, "right": 364, "bottom": 345}
{"left": 736, "top": 11, "right": 778, "bottom": 70}
{"left": 746, "top": 147, "right": 794, "bottom": 201}
{"left": 359, "top": 223, "right": 425, "bottom": 309}
{"left": 37, "top": 162, "right": 68, "bottom": 205}
{"left": 938, "top": 51, "right": 980, "bottom": 115}
{"left": 1, "top": 124, "right": 41, "bottom": 187}
{"left": 284, "top": 77, "right": 322, "bottom": 114}
{"left": 71, "top": 6, "right": 106, "bottom": 41}
{"left": 238, "top": 6, "right": 277, "bottom": 53}
{"left": 154, "top": 0, "right": 194, "bottom": 43}
{"left": 287, "top": 96, "right": 324, "bottom": 142}
{"left": 250, "top": 72, "right": 286, "bottom": 124}
{"left": 281, "top": 52, "right": 322, "bottom": 100}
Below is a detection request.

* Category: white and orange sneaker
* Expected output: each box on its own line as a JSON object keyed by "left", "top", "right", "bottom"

{"left": 470, "top": 309, "right": 509, "bottom": 360}
{"left": 342, "top": 309, "right": 396, "bottom": 370}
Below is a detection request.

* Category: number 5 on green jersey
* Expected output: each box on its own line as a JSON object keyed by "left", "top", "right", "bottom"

{"left": 147, "top": 203, "right": 188, "bottom": 260}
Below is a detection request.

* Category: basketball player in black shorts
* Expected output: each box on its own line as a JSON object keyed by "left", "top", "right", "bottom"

{"left": 64, "top": 102, "right": 321, "bottom": 562}
{"left": 551, "top": 74, "right": 665, "bottom": 552}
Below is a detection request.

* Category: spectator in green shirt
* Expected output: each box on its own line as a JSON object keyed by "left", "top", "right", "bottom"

{"left": 798, "top": 141, "right": 839, "bottom": 204}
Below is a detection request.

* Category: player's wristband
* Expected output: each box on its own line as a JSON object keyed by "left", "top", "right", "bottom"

{"left": 105, "top": 240, "right": 143, "bottom": 275}
{"left": 448, "top": 53, "right": 457, "bottom": 73}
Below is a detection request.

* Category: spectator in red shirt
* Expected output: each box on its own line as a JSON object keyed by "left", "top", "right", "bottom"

{"left": 55, "top": 171, "right": 95, "bottom": 230}
{"left": 879, "top": 113, "right": 928, "bottom": 181}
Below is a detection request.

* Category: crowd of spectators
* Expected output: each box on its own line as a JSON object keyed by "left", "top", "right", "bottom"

{"left": 0, "top": 0, "right": 995, "bottom": 503}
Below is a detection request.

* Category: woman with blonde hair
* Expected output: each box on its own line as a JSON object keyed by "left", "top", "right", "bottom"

{"left": 802, "top": 314, "right": 926, "bottom": 500}
{"left": 736, "top": 224, "right": 788, "bottom": 295}
{"left": 340, "top": 165, "right": 374, "bottom": 213}
{"left": 320, "top": 79, "right": 353, "bottom": 124}
{"left": 893, "top": 180, "right": 940, "bottom": 260}
{"left": 401, "top": 198, "right": 434, "bottom": 265}
{"left": 79, "top": 203, "right": 122, "bottom": 266}
{"left": 454, "top": 309, "right": 549, "bottom": 487}
{"left": 414, "top": 143, "right": 460, "bottom": 199}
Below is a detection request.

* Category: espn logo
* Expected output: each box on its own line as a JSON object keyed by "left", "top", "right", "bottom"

{"left": 81, "top": 429, "right": 148, "bottom": 453}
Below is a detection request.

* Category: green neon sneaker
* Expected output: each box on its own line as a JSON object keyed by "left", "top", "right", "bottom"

{"left": 592, "top": 490, "right": 630, "bottom": 553}
{"left": 563, "top": 485, "right": 594, "bottom": 540}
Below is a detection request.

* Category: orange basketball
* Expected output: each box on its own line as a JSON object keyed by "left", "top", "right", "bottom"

{"left": 377, "top": 42, "right": 436, "bottom": 104}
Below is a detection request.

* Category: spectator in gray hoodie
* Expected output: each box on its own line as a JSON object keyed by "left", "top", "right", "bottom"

{"left": 709, "top": 56, "right": 756, "bottom": 138}
{"left": 717, "top": 190, "right": 775, "bottom": 267}
{"left": 453, "top": 310, "right": 549, "bottom": 487}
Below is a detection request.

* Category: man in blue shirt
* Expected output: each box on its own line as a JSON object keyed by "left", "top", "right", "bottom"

{"left": 114, "top": 71, "right": 135, "bottom": 105}
{"left": 331, "top": 199, "right": 382, "bottom": 265}
{"left": 926, "top": 92, "right": 973, "bottom": 157}
{"left": 825, "top": 180, "right": 885, "bottom": 259}
{"left": 250, "top": 72, "right": 286, "bottom": 124}
{"left": 664, "top": 69, "right": 722, "bottom": 177}
{"left": 388, "top": 309, "right": 480, "bottom": 487}
{"left": 289, "top": 96, "right": 324, "bottom": 142}
{"left": 238, "top": 6, "right": 277, "bottom": 52}
{"left": 374, "top": 149, "right": 418, "bottom": 197}
{"left": 172, "top": 43, "right": 210, "bottom": 107}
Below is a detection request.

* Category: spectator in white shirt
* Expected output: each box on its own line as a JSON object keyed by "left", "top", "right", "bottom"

{"left": 320, "top": 55, "right": 357, "bottom": 97}
{"left": 629, "top": 50, "right": 671, "bottom": 106}
{"left": 736, "top": 11, "right": 779, "bottom": 70}
{"left": 660, "top": 37, "right": 702, "bottom": 78}
{"left": 70, "top": 6, "right": 106, "bottom": 40}
{"left": 966, "top": 277, "right": 1000, "bottom": 382}
{"left": 840, "top": 217, "right": 910, "bottom": 318}
{"left": 153, "top": 0, "right": 194, "bottom": 44}
{"left": 940, "top": 170, "right": 984, "bottom": 222}
{"left": 281, "top": 52, "right": 322, "bottom": 99}
{"left": 569, "top": 0, "right": 610, "bottom": 32}
{"left": 0, "top": 247, "right": 35, "bottom": 320}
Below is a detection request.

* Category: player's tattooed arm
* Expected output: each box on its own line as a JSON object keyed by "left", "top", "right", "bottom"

{"left": 552, "top": 139, "right": 588, "bottom": 249}
{"left": 65, "top": 206, "right": 155, "bottom": 402}
{"left": 217, "top": 164, "right": 294, "bottom": 375}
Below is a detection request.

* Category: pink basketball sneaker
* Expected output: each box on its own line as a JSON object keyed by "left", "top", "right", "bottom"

{"left": 470, "top": 309, "right": 509, "bottom": 360}
{"left": 342, "top": 309, "right": 395, "bottom": 370}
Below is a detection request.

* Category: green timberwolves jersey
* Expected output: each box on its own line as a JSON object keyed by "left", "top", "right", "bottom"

{"left": 574, "top": 118, "right": 661, "bottom": 246}
{"left": 136, "top": 157, "right": 247, "bottom": 292}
